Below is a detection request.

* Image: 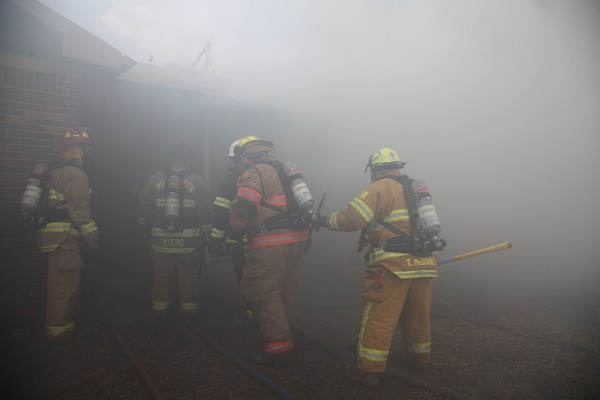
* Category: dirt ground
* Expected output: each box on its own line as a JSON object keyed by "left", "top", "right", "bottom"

{"left": 1, "top": 252, "right": 599, "bottom": 400}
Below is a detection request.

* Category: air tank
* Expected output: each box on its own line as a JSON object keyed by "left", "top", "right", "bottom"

{"left": 20, "top": 163, "right": 49, "bottom": 222}
{"left": 282, "top": 162, "right": 314, "bottom": 213}
{"left": 410, "top": 179, "right": 441, "bottom": 240}
{"left": 164, "top": 174, "right": 182, "bottom": 233}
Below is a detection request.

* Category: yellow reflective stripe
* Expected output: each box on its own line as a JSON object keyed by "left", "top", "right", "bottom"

{"left": 350, "top": 197, "right": 374, "bottom": 223}
{"left": 393, "top": 269, "right": 438, "bottom": 279}
{"left": 183, "top": 180, "right": 195, "bottom": 192}
{"left": 327, "top": 212, "right": 340, "bottom": 231}
{"left": 385, "top": 209, "right": 409, "bottom": 222}
{"left": 155, "top": 198, "right": 166, "bottom": 207}
{"left": 38, "top": 221, "right": 71, "bottom": 233}
{"left": 48, "top": 189, "right": 66, "bottom": 202}
{"left": 213, "top": 196, "right": 232, "bottom": 210}
{"left": 211, "top": 228, "right": 226, "bottom": 239}
{"left": 358, "top": 347, "right": 389, "bottom": 362}
{"left": 183, "top": 199, "right": 196, "bottom": 208}
{"left": 181, "top": 302, "right": 199, "bottom": 311}
{"left": 152, "top": 246, "right": 196, "bottom": 253}
{"left": 367, "top": 248, "right": 408, "bottom": 265}
{"left": 46, "top": 321, "right": 75, "bottom": 336}
{"left": 39, "top": 244, "right": 58, "bottom": 252}
{"left": 152, "top": 300, "right": 170, "bottom": 311}
{"left": 137, "top": 216, "right": 147, "bottom": 225}
{"left": 154, "top": 180, "right": 165, "bottom": 190}
{"left": 151, "top": 228, "right": 200, "bottom": 238}
{"left": 408, "top": 342, "right": 431, "bottom": 354}
{"left": 78, "top": 221, "right": 97, "bottom": 235}
{"left": 357, "top": 302, "right": 389, "bottom": 362}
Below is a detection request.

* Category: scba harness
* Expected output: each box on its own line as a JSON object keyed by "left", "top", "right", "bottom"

{"left": 19, "top": 161, "right": 80, "bottom": 228}
{"left": 248, "top": 159, "right": 316, "bottom": 239}
{"left": 375, "top": 175, "right": 446, "bottom": 256}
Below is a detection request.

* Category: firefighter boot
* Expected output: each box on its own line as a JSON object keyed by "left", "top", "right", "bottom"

{"left": 345, "top": 364, "right": 380, "bottom": 389}
{"left": 252, "top": 345, "right": 295, "bottom": 365}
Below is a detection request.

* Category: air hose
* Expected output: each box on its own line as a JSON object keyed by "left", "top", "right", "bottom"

{"left": 177, "top": 314, "right": 295, "bottom": 400}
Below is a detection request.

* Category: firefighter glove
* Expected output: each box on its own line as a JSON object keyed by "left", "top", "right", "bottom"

{"left": 85, "top": 236, "right": 100, "bottom": 253}
{"left": 228, "top": 228, "right": 245, "bottom": 242}
{"left": 313, "top": 215, "right": 328, "bottom": 232}
{"left": 210, "top": 236, "right": 224, "bottom": 259}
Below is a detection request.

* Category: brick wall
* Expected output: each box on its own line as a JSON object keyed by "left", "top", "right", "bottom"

{"left": 0, "top": 65, "right": 80, "bottom": 316}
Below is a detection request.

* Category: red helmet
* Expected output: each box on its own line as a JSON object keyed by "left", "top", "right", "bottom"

{"left": 61, "top": 128, "right": 92, "bottom": 146}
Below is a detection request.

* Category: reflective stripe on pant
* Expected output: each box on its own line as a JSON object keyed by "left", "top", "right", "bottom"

{"left": 151, "top": 248, "right": 202, "bottom": 315}
{"left": 239, "top": 241, "right": 304, "bottom": 351}
{"left": 46, "top": 238, "right": 82, "bottom": 341}
{"left": 356, "top": 266, "right": 432, "bottom": 374}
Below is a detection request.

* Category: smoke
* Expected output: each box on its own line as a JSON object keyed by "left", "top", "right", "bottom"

{"left": 235, "top": 0, "right": 600, "bottom": 305}
{"left": 43, "top": 0, "right": 600, "bottom": 304}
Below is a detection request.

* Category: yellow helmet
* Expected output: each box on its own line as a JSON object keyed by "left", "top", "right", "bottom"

{"left": 365, "top": 148, "right": 406, "bottom": 172}
{"left": 226, "top": 139, "right": 241, "bottom": 158}
{"left": 235, "top": 135, "right": 273, "bottom": 156}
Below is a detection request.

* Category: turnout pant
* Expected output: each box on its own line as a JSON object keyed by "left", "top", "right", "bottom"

{"left": 239, "top": 242, "right": 305, "bottom": 354}
{"left": 46, "top": 237, "right": 83, "bottom": 342}
{"left": 356, "top": 266, "right": 433, "bottom": 374}
{"left": 151, "top": 248, "right": 202, "bottom": 316}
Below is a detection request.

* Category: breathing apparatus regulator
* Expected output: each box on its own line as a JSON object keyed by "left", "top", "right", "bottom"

{"left": 164, "top": 174, "right": 183, "bottom": 233}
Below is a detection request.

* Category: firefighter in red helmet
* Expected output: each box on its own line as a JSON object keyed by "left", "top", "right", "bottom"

{"left": 36, "top": 128, "right": 99, "bottom": 343}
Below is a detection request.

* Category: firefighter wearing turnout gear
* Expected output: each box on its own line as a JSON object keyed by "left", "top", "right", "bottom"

{"left": 210, "top": 139, "right": 253, "bottom": 322}
{"left": 137, "top": 138, "right": 212, "bottom": 317}
{"left": 36, "top": 128, "right": 99, "bottom": 343}
{"left": 319, "top": 148, "right": 441, "bottom": 388}
{"left": 229, "top": 136, "right": 309, "bottom": 364}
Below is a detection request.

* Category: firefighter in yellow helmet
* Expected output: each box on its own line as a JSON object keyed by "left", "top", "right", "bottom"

{"left": 137, "top": 138, "right": 213, "bottom": 317}
{"left": 36, "top": 128, "right": 99, "bottom": 343}
{"left": 317, "top": 148, "right": 442, "bottom": 388}
{"left": 229, "top": 136, "right": 309, "bottom": 364}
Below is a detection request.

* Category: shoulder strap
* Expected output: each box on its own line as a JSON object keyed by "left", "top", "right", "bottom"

{"left": 376, "top": 174, "right": 418, "bottom": 237}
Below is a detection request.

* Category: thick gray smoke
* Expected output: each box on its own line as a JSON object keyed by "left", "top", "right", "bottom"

{"left": 229, "top": 0, "right": 600, "bottom": 305}
{"left": 43, "top": 0, "right": 600, "bottom": 304}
